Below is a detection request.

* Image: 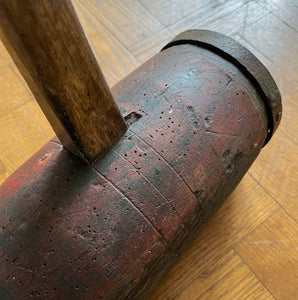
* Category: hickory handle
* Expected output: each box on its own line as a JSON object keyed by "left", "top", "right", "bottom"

{"left": 0, "top": 0, "right": 127, "bottom": 163}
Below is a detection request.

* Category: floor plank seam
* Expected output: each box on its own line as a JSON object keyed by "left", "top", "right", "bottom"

{"left": 248, "top": 172, "right": 297, "bottom": 224}
{"left": 173, "top": 250, "right": 242, "bottom": 300}
{"left": 255, "top": 1, "right": 298, "bottom": 33}
{"left": 233, "top": 248, "right": 277, "bottom": 300}
{"left": 77, "top": 0, "right": 145, "bottom": 63}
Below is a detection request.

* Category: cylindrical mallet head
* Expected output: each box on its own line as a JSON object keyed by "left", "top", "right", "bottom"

{"left": 0, "top": 30, "right": 281, "bottom": 299}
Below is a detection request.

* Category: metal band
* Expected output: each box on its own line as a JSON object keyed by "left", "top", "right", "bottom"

{"left": 162, "top": 30, "right": 282, "bottom": 145}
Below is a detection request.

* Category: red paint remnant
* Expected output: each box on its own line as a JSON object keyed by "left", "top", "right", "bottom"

{"left": 0, "top": 40, "right": 278, "bottom": 299}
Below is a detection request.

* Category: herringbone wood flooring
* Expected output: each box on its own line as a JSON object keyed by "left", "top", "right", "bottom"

{"left": 0, "top": 1, "right": 297, "bottom": 299}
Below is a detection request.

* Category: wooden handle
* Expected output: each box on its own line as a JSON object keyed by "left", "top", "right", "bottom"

{"left": 0, "top": 0, "right": 127, "bottom": 163}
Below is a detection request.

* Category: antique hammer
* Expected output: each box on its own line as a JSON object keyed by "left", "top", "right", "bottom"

{"left": 0, "top": 0, "right": 281, "bottom": 299}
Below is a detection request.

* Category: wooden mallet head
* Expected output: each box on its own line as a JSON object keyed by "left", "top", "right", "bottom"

{"left": 0, "top": 1, "right": 281, "bottom": 299}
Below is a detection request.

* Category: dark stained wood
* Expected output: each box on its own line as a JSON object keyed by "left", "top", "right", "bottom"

{"left": 151, "top": 174, "right": 278, "bottom": 299}
{"left": 0, "top": 0, "right": 127, "bottom": 163}
{"left": 0, "top": 0, "right": 296, "bottom": 299}
{"left": 0, "top": 39, "right": 272, "bottom": 299}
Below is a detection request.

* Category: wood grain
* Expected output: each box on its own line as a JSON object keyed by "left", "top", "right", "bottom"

{"left": 0, "top": 0, "right": 297, "bottom": 298}
{"left": 0, "top": 173, "right": 8, "bottom": 186}
{"left": 151, "top": 174, "right": 279, "bottom": 299}
{"left": 256, "top": 0, "right": 298, "bottom": 30}
{"left": 73, "top": 0, "right": 140, "bottom": 86}
{"left": 129, "top": 28, "right": 173, "bottom": 63}
{"left": 231, "top": 35, "right": 298, "bottom": 144}
{"left": 176, "top": 250, "right": 274, "bottom": 300}
{"left": 10, "top": 63, "right": 34, "bottom": 99}
{"left": 0, "top": 101, "right": 54, "bottom": 174}
{"left": 0, "top": 65, "right": 33, "bottom": 118}
{"left": 240, "top": 12, "right": 298, "bottom": 75}
{"left": 0, "top": 41, "right": 275, "bottom": 299}
{"left": 235, "top": 209, "right": 298, "bottom": 300}
{"left": 169, "top": 0, "right": 269, "bottom": 37}
{"left": 0, "top": 0, "right": 127, "bottom": 163}
{"left": 139, "top": 0, "right": 211, "bottom": 26}
{"left": 0, "top": 160, "right": 8, "bottom": 186}
{"left": 249, "top": 129, "right": 298, "bottom": 222}
{"left": 0, "top": 41, "right": 11, "bottom": 68}
{"left": 83, "top": 0, "right": 164, "bottom": 48}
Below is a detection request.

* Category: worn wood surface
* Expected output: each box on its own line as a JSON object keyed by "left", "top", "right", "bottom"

{"left": 0, "top": 41, "right": 270, "bottom": 298}
{"left": 0, "top": 0, "right": 297, "bottom": 299}
{"left": 0, "top": 0, "right": 127, "bottom": 163}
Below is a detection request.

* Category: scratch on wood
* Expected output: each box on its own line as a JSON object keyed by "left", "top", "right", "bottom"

{"left": 92, "top": 165, "right": 168, "bottom": 245}
{"left": 113, "top": 148, "right": 184, "bottom": 223}
{"left": 129, "top": 129, "right": 200, "bottom": 206}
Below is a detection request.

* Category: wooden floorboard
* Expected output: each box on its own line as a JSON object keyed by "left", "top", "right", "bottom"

{"left": 0, "top": 0, "right": 297, "bottom": 299}
{"left": 176, "top": 250, "right": 274, "bottom": 300}
{"left": 139, "top": 0, "right": 211, "bottom": 27}
{"left": 169, "top": 0, "right": 270, "bottom": 37}
{"left": 0, "top": 42, "right": 12, "bottom": 68}
{"left": 73, "top": 0, "right": 140, "bottom": 86}
{"left": 0, "top": 65, "right": 32, "bottom": 119}
{"left": 240, "top": 12, "right": 298, "bottom": 76}
{"left": 82, "top": 0, "right": 164, "bottom": 48}
{"left": 235, "top": 209, "right": 298, "bottom": 299}
{"left": 150, "top": 174, "right": 279, "bottom": 299}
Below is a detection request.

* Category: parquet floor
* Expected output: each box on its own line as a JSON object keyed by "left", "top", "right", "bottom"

{"left": 0, "top": 1, "right": 297, "bottom": 299}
